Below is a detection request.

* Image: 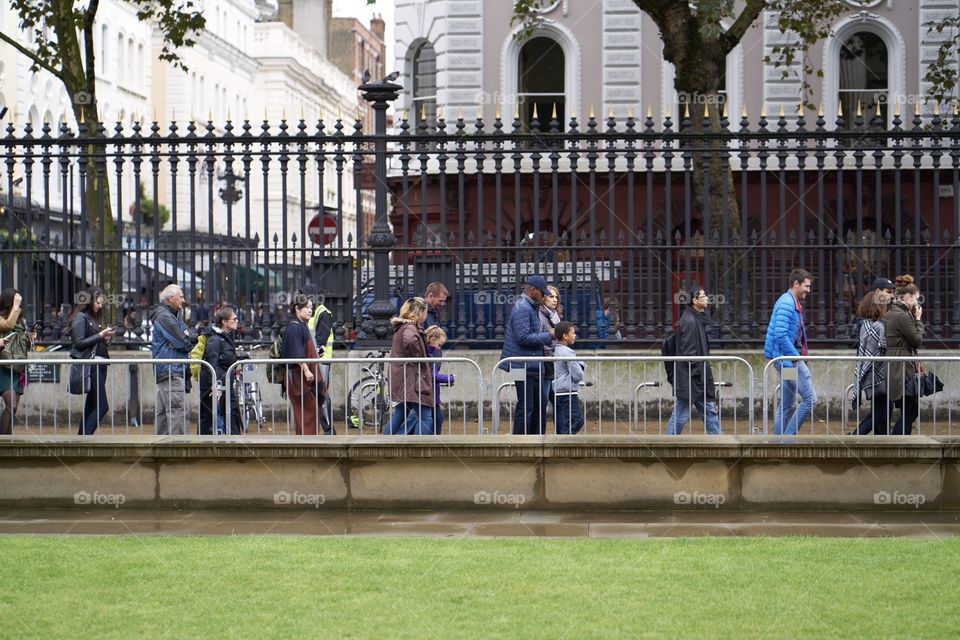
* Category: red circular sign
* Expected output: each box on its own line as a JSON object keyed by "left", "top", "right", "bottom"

{"left": 308, "top": 214, "right": 338, "bottom": 246}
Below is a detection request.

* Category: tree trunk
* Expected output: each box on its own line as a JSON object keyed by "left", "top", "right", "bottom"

{"left": 55, "top": 8, "right": 121, "bottom": 302}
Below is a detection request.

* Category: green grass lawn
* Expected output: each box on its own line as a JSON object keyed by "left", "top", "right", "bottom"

{"left": 1, "top": 536, "right": 958, "bottom": 638}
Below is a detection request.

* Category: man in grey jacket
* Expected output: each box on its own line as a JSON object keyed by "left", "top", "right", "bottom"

{"left": 151, "top": 284, "right": 197, "bottom": 435}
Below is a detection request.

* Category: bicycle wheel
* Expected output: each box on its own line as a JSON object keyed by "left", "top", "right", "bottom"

{"left": 347, "top": 376, "right": 388, "bottom": 431}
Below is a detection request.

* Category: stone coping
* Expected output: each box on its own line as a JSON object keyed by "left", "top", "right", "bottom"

{"left": 0, "top": 435, "right": 955, "bottom": 461}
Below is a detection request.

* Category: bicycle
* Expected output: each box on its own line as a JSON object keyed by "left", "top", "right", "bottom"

{"left": 346, "top": 350, "right": 390, "bottom": 431}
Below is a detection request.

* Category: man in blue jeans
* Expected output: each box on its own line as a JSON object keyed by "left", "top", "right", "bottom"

{"left": 764, "top": 268, "right": 816, "bottom": 435}
{"left": 667, "top": 287, "right": 721, "bottom": 435}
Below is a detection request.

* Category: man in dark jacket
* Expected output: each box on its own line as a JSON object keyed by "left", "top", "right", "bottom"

{"left": 499, "top": 275, "right": 553, "bottom": 434}
{"left": 667, "top": 288, "right": 720, "bottom": 434}
{"left": 151, "top": 284, "right": 197, "bottom": 435}
{"left": 424, "top": 282, "right": 449, "bottom": 330}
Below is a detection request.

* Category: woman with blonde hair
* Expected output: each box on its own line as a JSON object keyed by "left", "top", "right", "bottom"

{"left": 385, "top": 297, "right": 435, "bottom": 435}
{"left": 883, "top": 275, "right": 924, "bottom": 435}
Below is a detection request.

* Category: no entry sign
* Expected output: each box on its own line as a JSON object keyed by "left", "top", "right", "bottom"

{"left": 308, "top": 214, "right": 338, "bottom": 246}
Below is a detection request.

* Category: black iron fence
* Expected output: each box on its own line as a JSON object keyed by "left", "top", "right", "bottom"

{"left": 2, "top": 84, "right": 960, "bottom": 348}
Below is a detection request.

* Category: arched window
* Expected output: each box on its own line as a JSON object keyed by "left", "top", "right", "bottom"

{"left": 410, "top": 42, "right": 437, "bottom": 130}
{"left": 117, "top": 33, "right": 125, "bottom": 84}
{"left": 100, "top": 25, "right": 108, "bottom": 76}
{"left": 137, "top": 43, "right": 144, "bottom": 91}
{"left": 838, "top": 31, "right": 888, "bottom": 129}
{"left": 127, "top": 37, "right": 135, "bottom": 87}
{"left": 518, "top": 36, "right": 565, "bottom": 133}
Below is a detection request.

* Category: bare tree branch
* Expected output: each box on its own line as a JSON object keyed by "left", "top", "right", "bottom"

{"left": 0, "top": 29, "right": 63, "bottom": 80}
{"left": 721, "top": 0, "right": 767, "bottom": 55}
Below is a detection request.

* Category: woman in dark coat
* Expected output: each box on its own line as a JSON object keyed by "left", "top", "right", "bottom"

{"left": 69, "top": 287, "right": 117, "bottom": 435}
{"left": 201, "top": 306, "right": 243, "bottom": 435}
{"left": 281, "top": 293, "right": 330, "bottom": 435}
{"left": 883, "top": 275, "right": 924, "bottom": 435}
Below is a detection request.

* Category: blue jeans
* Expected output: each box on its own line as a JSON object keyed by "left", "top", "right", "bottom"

{"left": 554, "top": 392, "right": 584, "bottom": 434}
{"left": 384, "top": 403, "right": 434, "bottom": 435}
{"left": 667, "top": 398, "right": 721, "bottom": 435}
{"left": 774, "top": 361, "right": 816, "bottom": 435}
{"left": 513, "top": 374, "right": 545, "bottom": 435}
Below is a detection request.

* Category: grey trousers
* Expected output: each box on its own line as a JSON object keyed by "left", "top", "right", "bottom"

{"left": 156, "top": 373, "right": 188, "bottom": 435}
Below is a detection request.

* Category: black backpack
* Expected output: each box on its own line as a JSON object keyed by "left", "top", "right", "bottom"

{"left": 661, "top": 330, "right": 677, "bottom": 386}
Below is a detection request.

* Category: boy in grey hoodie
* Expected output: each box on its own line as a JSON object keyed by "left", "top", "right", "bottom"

{"left": 553, "top": 321, "right": 585, "bottom": 434}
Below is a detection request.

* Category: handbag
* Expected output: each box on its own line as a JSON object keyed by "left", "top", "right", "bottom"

{"left": 905, "top": 370, "right": 944, "bottom": 398}
{"left": 68, "top": 349, "right": 94, "bottom": 395}
{"left": 68, "top": 316, "right": 97, "bottom": 395}
{"left": 0, "top": 324, "right": 31, "bottom": 372}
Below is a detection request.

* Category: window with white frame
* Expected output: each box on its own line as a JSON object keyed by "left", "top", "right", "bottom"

{"left": 838, "top": 31, "right": 888, "bottom": 129}
{"left": 518, "top": 36, "right": 565, "bottom": 133}
{"left": 410, "top": 41, "right": 437, "bottom": 130}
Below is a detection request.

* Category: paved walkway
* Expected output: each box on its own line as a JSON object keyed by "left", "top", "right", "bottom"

{"left": 1, "top": 509, "right": 958, "bottom": 538}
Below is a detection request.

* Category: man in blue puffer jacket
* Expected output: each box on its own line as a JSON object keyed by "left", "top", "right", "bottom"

{"left": 499, "top": 275, "right": 553, "bottom": 434}
{"left": 763, "top": 268, "right": 816, "bottom": 435}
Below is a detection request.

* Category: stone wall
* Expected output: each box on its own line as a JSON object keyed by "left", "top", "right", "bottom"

{"left": 1, "top": 435, "right": 958, "bottom": 512}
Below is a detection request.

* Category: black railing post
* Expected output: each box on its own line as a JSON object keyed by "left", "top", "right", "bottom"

{"left": 357, "top": 75, "right": 401, "bottom": 343}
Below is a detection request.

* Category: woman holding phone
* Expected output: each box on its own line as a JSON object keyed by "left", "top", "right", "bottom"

{"left": 0, "top": 288, "right": 26, "bottom": 434}
{"left": 70, "top": 287, "right": 116, "bottom": 435}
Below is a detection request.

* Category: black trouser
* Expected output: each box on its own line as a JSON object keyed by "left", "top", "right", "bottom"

{"left": 891, "top": 395, "right": 920, "bottom": 435}
{"left": 199, "top": 389, "right": 215, "bottom": 435}
{"left": 79, "top": 365, "right": 108, "bottom": 435}
{"left": 853, "top": 392, "right": 919, "bottom": 435}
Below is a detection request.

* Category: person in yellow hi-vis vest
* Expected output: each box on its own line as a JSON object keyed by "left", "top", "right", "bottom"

{"left": 307, "top": 295, "right": 335, "bottom": 430}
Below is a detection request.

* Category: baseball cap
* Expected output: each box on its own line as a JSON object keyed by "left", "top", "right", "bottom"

{"left": 525, "top": 275, "right": 550, "bottom": 295}
{"left": 871, "top": 277, "right": 895, "bottom": 291}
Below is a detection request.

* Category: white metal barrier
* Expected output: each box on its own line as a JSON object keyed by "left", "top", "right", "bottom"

{"left": 763, "top": 355, "right": 955, "bottom": 435}
{"left": 492, "top": 355, "right": 756, "bottom": 435}
{"left": 223, "top": 355, "right": 485, "bottom": 435}
{"left": 0, "top": 358, "right": 217, "bottom": 435}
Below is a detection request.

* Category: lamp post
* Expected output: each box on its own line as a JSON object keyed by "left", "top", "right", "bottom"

{"left": 357, "top": 72, "right": 401, "bottom": 343}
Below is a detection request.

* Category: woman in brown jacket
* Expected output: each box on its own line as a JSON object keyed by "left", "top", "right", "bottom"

{"left": 883, "top": 275, "right": 923, "bottom": 435}
{"left": 384, "top": 297, "right": 435, "bottom": 435}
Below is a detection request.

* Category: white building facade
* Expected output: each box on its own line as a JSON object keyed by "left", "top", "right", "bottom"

{"left": 1, "top": 0, "right": 360, "bottom": 265}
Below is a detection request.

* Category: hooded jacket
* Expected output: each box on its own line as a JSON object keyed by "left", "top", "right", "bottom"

{"left": 200, "top": 325, "right": 239, "bottom": 396}
{"left": 389, "top": 318, "right": 434, "bottom": 406}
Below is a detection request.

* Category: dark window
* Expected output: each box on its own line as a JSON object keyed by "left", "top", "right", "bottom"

{"left": 839, "top": 31, "right": 888, "bottom": 130}
{"left": 411, "top": 42, "right": 437, "bottom": 131}
{"left": 518, "top": 37, "right": 565, "bottom": 134}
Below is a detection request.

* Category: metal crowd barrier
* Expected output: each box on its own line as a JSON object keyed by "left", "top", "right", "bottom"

{"left": 0, "top": 358, "right": 217, "bottom": 435}
{"left": 223, "top": 356, "right": 485, "bottom": 436}
{"left": 492, "top": 355, "right": 756, "bottom": 435}
{"left": 763, "top": 355, "right": 957, "bottom": 436}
